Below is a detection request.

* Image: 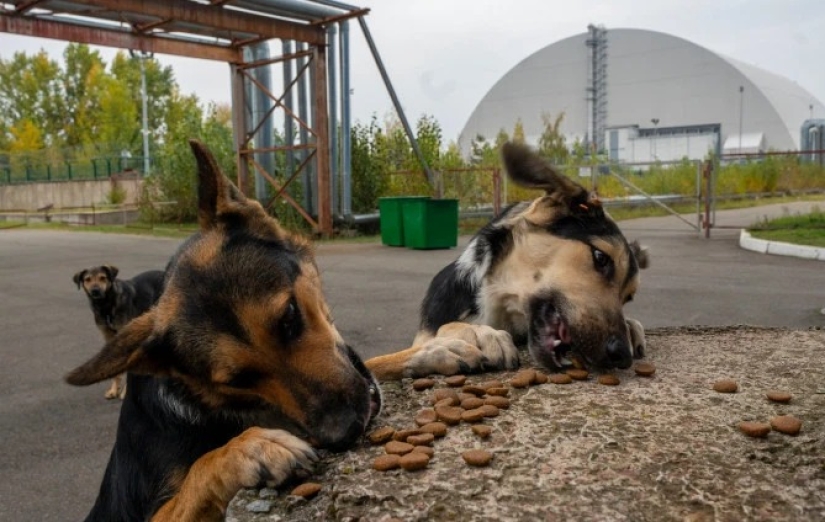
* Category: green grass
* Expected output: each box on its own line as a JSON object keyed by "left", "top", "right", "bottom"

{"left": 749, "top": 210, "right": 825, "bottom": 247}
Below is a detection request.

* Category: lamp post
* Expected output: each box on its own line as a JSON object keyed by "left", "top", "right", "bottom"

{"left": 129, "top": 50, "right": 153, "bottom": 175}
{"left": 651, "top": 118, "right": 659, "bottom": 161}
{"left": 738, "top": 86, "right": 744, "bottom": 154}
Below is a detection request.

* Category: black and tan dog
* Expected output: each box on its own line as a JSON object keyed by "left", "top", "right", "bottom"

{"left": 366, "top": 142, "right": 648, "bottom": 380}
{"left": 66, "top": 141, "right": 381, "bottom": 521}
{"left": 73, "top": 265, "right": 166, "bottom": 399}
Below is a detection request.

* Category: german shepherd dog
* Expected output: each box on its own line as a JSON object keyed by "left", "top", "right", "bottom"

{"left": 66, "top": 141, "right": 381, "bottom": 521}
{"left": 366, "top": 142, "right": 648, "bottom": 380}
{"left": 73, "top": 266, "right": 166, "bottom": 399}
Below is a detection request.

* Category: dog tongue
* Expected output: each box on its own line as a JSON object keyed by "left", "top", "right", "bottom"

{"left": 557, "top": 321, "right": 571, "bottom": 344}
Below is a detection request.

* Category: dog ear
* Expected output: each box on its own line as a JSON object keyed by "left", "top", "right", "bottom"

{"left": 630, "top": 241, "right": 650, "bottom": 269}
{"left": 72, "top": 269, "right": 86, "bottom": 289}
{"left": 189, "top": 139, "right": 248, "bottom": 230}
{"left": 65, "top": 311, "right": 169, "bottom": 386}
{"left": 102, "top": 265, "right": 119, "bottom": 280}
{"left": 501, "top": 142, "right": 589, "bottom": 206}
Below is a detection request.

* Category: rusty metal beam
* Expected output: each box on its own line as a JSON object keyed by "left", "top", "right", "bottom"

{"left": 313, "top": 44, "right": 332, "bottom": 237}
{"left": 309, "top": 8, "right": 370, "bottom": 27}
{"left": 230, "top": 63, "right": 251, "bottom": 192}
{"left": 70, "top": 0, "right": 326, "bottom": 45}
{"left": 0, "top": 14, "right": 242, "bottom": 62}
{"left": 14, "top": 0, "right": 48, "bottom": 13}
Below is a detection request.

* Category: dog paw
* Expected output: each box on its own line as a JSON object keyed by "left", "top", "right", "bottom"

{"left": 405, "top": 324, "right": 520, "bottom": 377}
{"left": 104, "top": 387, "right": 119, "bottom": 400}
{"left": 626, "top": 318, "right": 646, "bottom": 359}
{"left": 226, "top": 428, "right": 317, "bottom": 490}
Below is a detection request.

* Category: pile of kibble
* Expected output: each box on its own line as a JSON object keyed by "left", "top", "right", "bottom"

{"left": 366, "top": 363, "right": 657, "bottom": 473}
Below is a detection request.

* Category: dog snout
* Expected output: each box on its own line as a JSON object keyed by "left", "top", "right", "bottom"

{"left": 89, "top": 287, "right": 104, "bottom": 298}
{"left": 604, "top": 335, "right": 633, "bottom": 369}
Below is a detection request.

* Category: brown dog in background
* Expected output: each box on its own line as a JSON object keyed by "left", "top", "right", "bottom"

{"left": 73, "top": 265, "right": 165, "bottom": 398}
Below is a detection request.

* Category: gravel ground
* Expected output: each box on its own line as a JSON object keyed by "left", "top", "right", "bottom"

{"left": 228, "top": 326, "right": 825, "bottom": 522}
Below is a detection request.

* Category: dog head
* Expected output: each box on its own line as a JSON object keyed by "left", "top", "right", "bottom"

{"left": 66, "top": 140, "right": 381, "bottom": 451}
{"left": 73, "top": 265, "right": 118, "bottom": 300}
{"left": 482, "top": 142, "right": 648, "bottom": 372}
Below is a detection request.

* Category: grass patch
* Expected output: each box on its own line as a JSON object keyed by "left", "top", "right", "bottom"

{"left": 749, "top": 209, "right": 825, "bottom": 247}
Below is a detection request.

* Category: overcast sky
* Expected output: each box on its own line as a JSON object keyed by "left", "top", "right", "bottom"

{"left": 1, "top": 0, "right": 823, "bottom": 142}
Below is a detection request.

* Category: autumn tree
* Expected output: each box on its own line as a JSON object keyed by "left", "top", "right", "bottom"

{"left": 537, "top": 112, "right": 568, "bottom": 164}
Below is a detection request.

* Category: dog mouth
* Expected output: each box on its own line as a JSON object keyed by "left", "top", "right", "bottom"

{"left": 536, "top": 311, "right": 576, "bottom": 369}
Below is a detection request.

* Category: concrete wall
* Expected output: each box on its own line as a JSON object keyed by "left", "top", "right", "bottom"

{"left": 0, "top": 175, "right": 142, "bottom": 211}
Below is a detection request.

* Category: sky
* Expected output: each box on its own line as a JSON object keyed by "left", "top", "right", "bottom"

{"left": 1, "top": 0, "right": 824, "bottom": 143}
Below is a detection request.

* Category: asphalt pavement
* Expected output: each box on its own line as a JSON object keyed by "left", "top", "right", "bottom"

{"left": 1, "top": 200, "right": 823, "bottom": 521}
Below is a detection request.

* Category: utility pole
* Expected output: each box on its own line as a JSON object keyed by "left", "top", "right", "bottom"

{"left": 738, "top": 86, "right": 744, "bottom": 154}
{"left": 130, "top": 50, "right": 153, "bottom": 175}
{"left": 651, "top": 118, "right": 659, "bottom": 160}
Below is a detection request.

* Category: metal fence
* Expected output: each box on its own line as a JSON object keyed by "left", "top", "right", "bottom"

{"left": 0, "top": 156, "right": 150, "bottom": 185}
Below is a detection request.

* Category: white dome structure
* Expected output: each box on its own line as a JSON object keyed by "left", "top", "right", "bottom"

{"left": 458, "top": 28, "right": 825, "bottom": 161}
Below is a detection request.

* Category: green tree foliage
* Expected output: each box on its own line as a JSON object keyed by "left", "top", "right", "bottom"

{"left": 537, "top": 112, "right": 569, "bottom": 165}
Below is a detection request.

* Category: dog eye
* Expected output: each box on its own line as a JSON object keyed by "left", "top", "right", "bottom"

{"left": 276, "top": 299, "right": 303, "bottom": 343}
{"left": 591, "top": 248, "right": 613, "bottom": 277}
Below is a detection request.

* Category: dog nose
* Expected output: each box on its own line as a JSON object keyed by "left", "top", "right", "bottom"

{"left": 605, "top": 336, "right": 633, "bottom": 369}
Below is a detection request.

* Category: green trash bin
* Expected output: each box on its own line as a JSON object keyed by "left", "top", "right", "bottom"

{"left": 402, "top": 198, "right": 459, "bottom": 249}
{"left": 379, "top": 196, "right": 430, "bottom": 246}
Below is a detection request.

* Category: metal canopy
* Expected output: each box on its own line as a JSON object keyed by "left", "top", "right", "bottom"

{"left": 0, "top": 0, "right": 433, "bottom": 237}
{"left": 0, "top": 0, "right": 367, "bottom": 62}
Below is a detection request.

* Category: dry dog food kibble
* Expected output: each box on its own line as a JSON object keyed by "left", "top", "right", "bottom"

{"left": 462, "top": 385, "right": 487, "bottom": 397}
{"left": 373, "top": 454, "right": 401, "bottom": 471}
{"left": 431, "top": 388, "right": 460, "bottom": 405}
{"left": 510, "top": 369, "right": 536, "bottom": 388}
{"left": 457, "top": 392, "right": 477, "bottom": 402}
{"left": 486, "top": 387, "right": 510, "bottom": 397}
{"left": 479, "top": 380, "right": 503, "bottom": 390}
{"left": 412, "top": 445, "right": 435, "bottom": 457}
{"left": 367, "top": 427, "right": 396, "bottom": 445}
{"left": 567, "top": 369, "right": 589, "bottom": 380}
{"left": 550, "top": 374, "right": 573, "bottom": 385}
{"left": 534, "top": 371, "right": 549, "bottom": 384}
{"left": 412, "top": 378, "right": 436, "bottom": 391}
{"left": 770, "top": 415, "right": 802, "bottom": 436}
{"left": 291, "top": 482, "right": 322, "bottom": 499}
{"left": 385, "top": 441, "right": 415, "bottom": 455}
{"left": 393, "top": 428, "right": 422, "bottom": 442}
{"left": 598, "top": 374, "right": 621, "bottom": 386}
{"left": 634, "top": 362, "right": 656, "bottom": 377}
{"left": 738, "top": 421, "right": 772, "bottom": 438}
{"left": 461, "top": 408, "right": 486, "bottom": 423}
{"left": 462, "top": 449, "right": 493, "bottom": 467}
{"left": 407, "top": 433, "right": 435, "bottom": 446}
{"left": 399, "top": 451, "right": 430, "bottom": 471}
{"left": 435, "top": 405, "right": 464, "bottom": 425}
{"left": 460, "top": 397, "right": 485, "bottom": 410}
{"left": 766, "top": 390, "right": 793, "bottom": 403}
{"left": 445, "top": 375, "right": 467, "bottom": 387}
{"left": 479, "top": 404, "right": 500, "bottom": 417}
{"left": 484, "top": 396, "right": 511, "bottom": 409}
{"left": 414, "top": 409, "right": 438, "bottom": 426}
{"left": 434, "top": 398, "right": 459, "bottom": 408}
{"left": 419, "top": 422, "right": 448, "bottom": 437}
{"left": 713, "top": 379, "right": 739, "bottom": 393}
{"left": 472, "top": 425, "right": 492, "bottom": 438}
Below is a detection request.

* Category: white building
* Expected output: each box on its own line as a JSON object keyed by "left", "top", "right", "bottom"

{"left": 458, "top": 28, "right": 825, "bottom": 163}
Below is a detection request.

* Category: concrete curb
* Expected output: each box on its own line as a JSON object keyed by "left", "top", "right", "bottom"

{"left": 739, "top": 229, "right": 825, "bottom": 261}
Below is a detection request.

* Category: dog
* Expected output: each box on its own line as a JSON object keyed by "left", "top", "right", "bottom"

{"left": 366, "top": 142, "right": 649, "bottom": 380}
{"left": 65, "top": 140, "right": 381, "bottom": 522}
{"left": 73, "top": 266, "right": 166, "bottom": 399}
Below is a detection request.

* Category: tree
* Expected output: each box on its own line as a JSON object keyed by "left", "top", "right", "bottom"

{"left": 0, "top": 50, "right": 65, "bottom": 146}
{"left": 512, "top": 118, "right": 526, "bottom": 144}
{"left": 97, "top": 76, "right": 140, "bottom": 153}
{"left": 537, "top": 112, "right": 568, "bottom": 165}
{"left": 61, "top": 44, "right": 107, "bottom": 149}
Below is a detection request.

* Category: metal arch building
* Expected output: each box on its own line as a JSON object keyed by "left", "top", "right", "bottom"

{"left": 458, "top": 28, "right": 825, "bottom": 161}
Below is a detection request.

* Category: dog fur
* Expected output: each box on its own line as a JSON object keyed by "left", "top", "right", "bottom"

{"left": 66, "top": 141, "right": 381, "bottom": 522}
{"left": 366, "top": 142, "right": 649, "bottom": 380}
{"left": 73, "top": 266, "right": 166, "bottom": 399}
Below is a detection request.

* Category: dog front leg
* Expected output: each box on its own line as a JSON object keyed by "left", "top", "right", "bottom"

{"left": 151, "top": 428, "right": 316, "bottom": 522}
{"left": 104, "top": 377, "right": 120, "bottom": 400}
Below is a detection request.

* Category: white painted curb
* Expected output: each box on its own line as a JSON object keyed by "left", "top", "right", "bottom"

{"left": 739, "top": 230, "right": 825, "bottom": 261}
